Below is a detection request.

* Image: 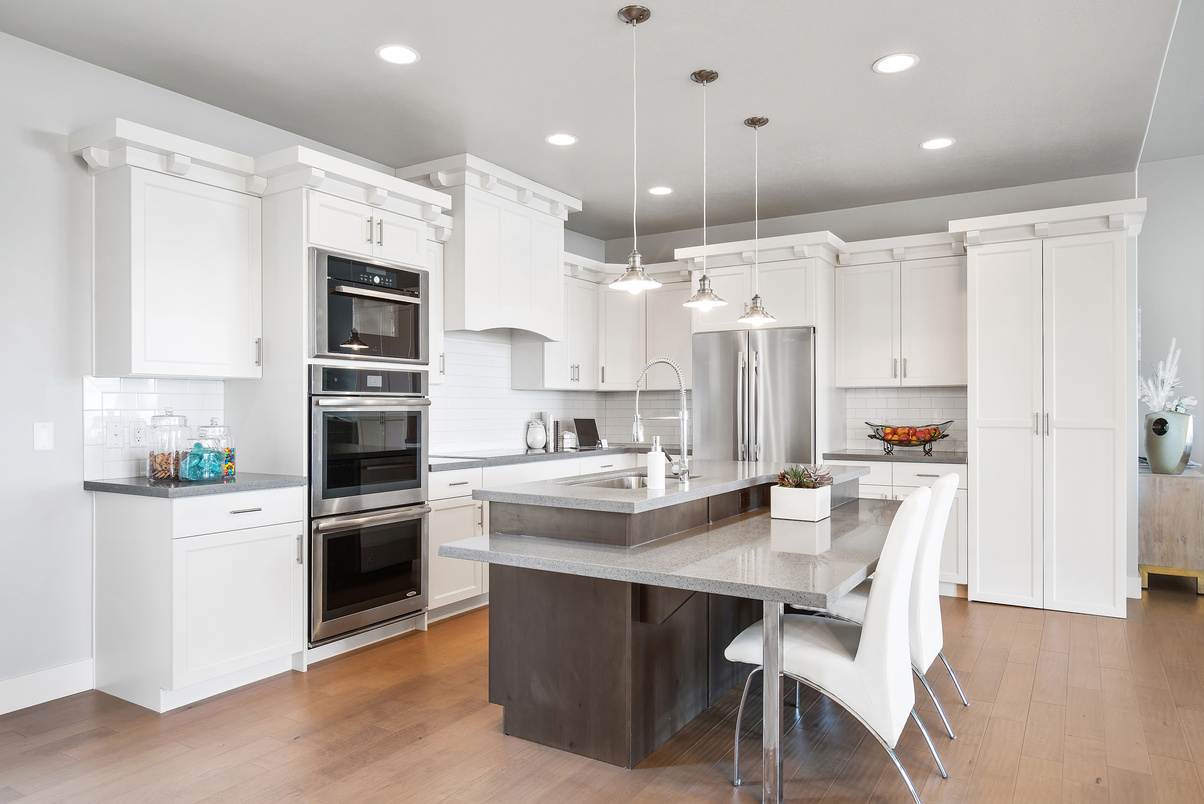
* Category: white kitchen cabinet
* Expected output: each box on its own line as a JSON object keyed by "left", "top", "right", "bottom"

{"left": 93, "top": 166, "right": 262, "bottom": 378}
{"left": 645, "top": 281, "right": 694, "bottom": 391}
{"left": 94, "top": 486, "right": 306, "bottom": 712}
{"left": 427, "top": 240, "right": 446, "bottom": 385}
{"left": 429, "top": 496, "right": 487, "bottom": 609}
{"left": 599, "top": 289, "right": 646, "bottom": 390}
{"left": 511, "top": 276, "right": 598, "bottom": 390}
{"left": 690, "top": 260, "right": 816, "bottom": 333}
{"left": 967, "top": 222, "right": 1134, "bottom": 617}
{"left": 307, "top": 191, "right": 427, "bottom": 268}
{"left": 835, "top": 256, "right": 966, "bottom": 387}
{"left": 578, "top": 453, "right": 638, "bottom": 474}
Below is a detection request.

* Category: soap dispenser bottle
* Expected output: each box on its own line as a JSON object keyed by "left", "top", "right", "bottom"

{"left": 645, "top": 436, "right": 666, "bottom": 489}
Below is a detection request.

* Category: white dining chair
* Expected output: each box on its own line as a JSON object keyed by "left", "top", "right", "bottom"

{"left": 826, "top": 473, "right": 969, "bottom": 740}
{"left": 725, "top": 486, "right": 940, "bottom": 804}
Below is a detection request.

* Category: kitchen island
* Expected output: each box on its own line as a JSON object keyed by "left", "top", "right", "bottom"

{"left": 441, "top": 460, "right": 889, "bottom": 803}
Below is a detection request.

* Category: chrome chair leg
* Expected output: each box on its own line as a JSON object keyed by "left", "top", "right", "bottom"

{"left": 795, "top": 679, "right": 801, "bottom": 712}
{"left": 915, "top": 668, "right": 956, "bottom": 739}
{"left": 938, "top": 651, "right": 969, "bottom": 706}
{"left": 733, "top": 667, "right": 762, "bottom": 787}
{"left": 910, "top": 709, "right": 948, "bottom": 779}
{"left": 883, "top": 743, "right": 924, "bottom": 804}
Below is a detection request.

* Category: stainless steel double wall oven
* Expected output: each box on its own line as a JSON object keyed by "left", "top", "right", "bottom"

{"left": 309, "top": 246, "right": 433, "bottom": 645}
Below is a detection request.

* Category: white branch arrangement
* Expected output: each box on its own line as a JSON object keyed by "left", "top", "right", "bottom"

{"left": 1139, "top": 338, "right": 1198, "bottom": 413}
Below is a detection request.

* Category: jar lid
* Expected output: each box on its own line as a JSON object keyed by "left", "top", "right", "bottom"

{"left": 150, "top": 408, "right": 188, "bottom": 427}
{"left": 196, "top": 417, "right": 230, "bottom": 438}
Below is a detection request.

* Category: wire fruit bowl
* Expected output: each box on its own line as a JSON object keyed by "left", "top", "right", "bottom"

{"left": 866, "top": 421, "right": 953, "bottom": 456}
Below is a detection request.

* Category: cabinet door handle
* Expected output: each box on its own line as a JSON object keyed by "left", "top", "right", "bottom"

{"left": 255, "top": 337, "right": 262, "bottom": 367}
{"left": 1045, "top": 413, "right": 1050, "bottom": 436}
{"left": 903, "top": 357, "right": 908, "bottom": 378}
{"left": 367, "top": 216, "right": 374, "bottom": 243}
{"left": 377, "top": 218, "right": 383, "bottom": 246}
{"left": 448, "top": 481, "right": 469, "bottom": 486}
{"left": 601, "top": 366, "right": 605, "bottom": 384}
{"left": 893, "top": 358, "right": 898, "bottom": 379}
{"left": 229, "top": 507, "right": 262, "bottom": 515}
{"left": 296, "top": 534, "right": 303, "bottom": 565}
{"left": 439, "top": 353, "right": 445, "bottom": 375}
{"left": 1034, "top": 412, "right": 1040, "bottom": 435}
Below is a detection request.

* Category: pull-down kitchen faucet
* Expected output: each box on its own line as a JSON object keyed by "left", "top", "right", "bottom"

{"left": 632, "top": 357, "right": 690, "bottom": 480}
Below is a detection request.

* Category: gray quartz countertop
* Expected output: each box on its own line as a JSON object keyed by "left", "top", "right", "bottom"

{"left": 473, "top": 459, "right": 870, "bottom": 515}
{"left": 84, "top": 472, "right": 306, "bottom": 498}
{"left": 441, "top": 498, "right": 898, "bottom": 608}
{"left": 429, "top": 444, "right": 685, "bottom": 472}
{"left": 824, "top": 449, "right": 968, "bottom": 465}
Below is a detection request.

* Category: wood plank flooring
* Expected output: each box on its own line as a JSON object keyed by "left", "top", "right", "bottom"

{"left": 3, "top": 576, "right": 1204, "bottom": 802}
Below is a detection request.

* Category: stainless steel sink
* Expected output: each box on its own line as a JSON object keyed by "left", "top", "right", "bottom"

{"left": 562, "top": 470, "right": 700, "bottom": 490}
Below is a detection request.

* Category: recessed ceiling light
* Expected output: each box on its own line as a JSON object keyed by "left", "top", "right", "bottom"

{"left": 872, "top": 53, "right": 919, "bottom": 74}
{"left": 376, "top": 44, "right": 420, "bottom": 65}
{"left": 920, "top": 137, "right": 955, "bottom": 150}
{"left": 545, "top": 133, "right": 578, "bottom": 146}
{"left": 648, "top": 186, "right": 673, "bottom": 195}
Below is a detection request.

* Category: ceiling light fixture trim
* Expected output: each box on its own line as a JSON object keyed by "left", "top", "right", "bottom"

{"left": 375, "top": 44, "right": 421, "bottom": 65}
{"left": 920, "top": 137, "right": 956, "bottom": 150}
{"left": 545, "top": 133, "right": 578, "bottom": 146}
{"left": 648, "top": 186, "right": 673, "bottom": 195}
{"left": 872, "top": 52, "right": 919, "bottom": 74}
{"left": 683, "top": 68, "right": 727, "bottom": 312}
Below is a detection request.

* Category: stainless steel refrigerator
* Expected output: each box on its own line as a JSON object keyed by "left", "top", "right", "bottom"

{"left": 692, "top": 327, "right": 815, "bottom": 463}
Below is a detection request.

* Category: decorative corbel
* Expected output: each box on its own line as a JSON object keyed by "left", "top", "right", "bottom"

{"left": 740, "top": 250, "right": 755, "bottom": 264}
{"left": 517, "top": 188, "right": 534, "bottom": 205}
{"left": 428, "top": 171, "right": 449, "bottom": 188}
{"left": 166, "top": 153, "right": 192, "bottom": 175}
{"left": 244, "top": 175, "right": 268, "bottom": 196}
{"left": 433, "top": 225, "right": 452, "bottom": 243}
{"left": 80, "top": 147, "right": 109, "bottom": 172}
{"left": 1108, "top": 213, "right": 1125, "bottom": 230}
{"left": 480, "top": 173, "right": 498, "bottom": 191}
{"left": 422, "top": 203, "right": 441, "bottom": 222}
{"left": 891, "top": 247, "right": 906, "bottom": 261}
{"left": 367, "top": 187, "right": 388, "bottom": 206}
{"left": 837, "top": 252, "right": 851, "bottom": 266}
{"left": 964, "top": 230, "right": 981, "bottom": 246}
{"left": 793, "top": 245, "right": 814, "bottom": 259}
{"left": 1034, "top": 222, "right": 1051, "bottom": 238}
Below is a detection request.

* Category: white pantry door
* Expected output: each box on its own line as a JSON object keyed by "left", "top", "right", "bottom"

{"left": 967, "top": 240, "right": 1044, "bottom": 608}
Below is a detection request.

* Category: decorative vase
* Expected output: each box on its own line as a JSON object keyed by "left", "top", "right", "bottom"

{"left": 1145, "top": 411, "right": 1193, "bottom": 475}
{"left": 771, "top": 485, "right": 831, "bottom": 522}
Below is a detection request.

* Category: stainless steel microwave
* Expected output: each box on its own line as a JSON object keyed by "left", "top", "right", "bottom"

{"left": 312, "top": 248, "right": 429, "bottom": 365}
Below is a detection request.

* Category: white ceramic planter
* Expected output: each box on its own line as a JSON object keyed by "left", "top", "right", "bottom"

{"left": 771, "top": 485, "right": 831, "bottom": 522}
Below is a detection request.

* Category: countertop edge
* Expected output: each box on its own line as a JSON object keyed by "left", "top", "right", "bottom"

{"left": 84, "top": 473, "right": 307, "bottom": 498}
{"left": 823, "top": 450, "right": 968, "bottom": 465}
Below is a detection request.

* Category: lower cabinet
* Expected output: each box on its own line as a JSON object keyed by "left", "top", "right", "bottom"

{"left": 429, "top": 496, "right": 488, "bottom": 609}
{"left": 94, "top": 486, "right": 306, "bottom": 712}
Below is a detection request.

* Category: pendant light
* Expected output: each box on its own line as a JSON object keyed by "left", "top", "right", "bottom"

{"left": 609, "top": 6, "right": 661, "bottom": 295}
{"left": 737, "top": 116, "right": 776, "bottom": 326}
{"left": 340, "top": 328, "right": 369, "bottom": 350}
{"left": 683, "top": 69, "right": 727, "bottom": 312}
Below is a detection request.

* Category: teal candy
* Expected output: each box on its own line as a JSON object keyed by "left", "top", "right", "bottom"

{"left": 1145, "top": 411, "right": 1194, "bottom": 475}
{"left": 180, "top": 442, "right": 225, "bottom": 481}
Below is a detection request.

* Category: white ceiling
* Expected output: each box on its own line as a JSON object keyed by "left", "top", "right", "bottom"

{"left": 0, "top": 0, "right": 1186, "bottom": 240}
{"left": 1141, "top": 0, "right": 1202, "bottom": 163}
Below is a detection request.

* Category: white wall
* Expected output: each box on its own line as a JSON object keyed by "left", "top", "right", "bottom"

{"left": 0, "top": 30, "right": 395, "bottom": 694}
{"left": 602, "top": 172, "right": 1137, "bottom": 263}
{"left": 1136, "top": 154, "right": 1204, "bottom": 451}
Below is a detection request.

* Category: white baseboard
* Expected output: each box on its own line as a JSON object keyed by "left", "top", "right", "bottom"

{"left": 0, "top": 659, "right": 94, "bottom": 716}
{"left": 429, "top": 593, "right": 488, "bottom": 624}
{"left": 304, "top": 612, "right": 426, "bottom": 666}
{"left": 1128, "top": 575, "right": 1142, "bottom": 599}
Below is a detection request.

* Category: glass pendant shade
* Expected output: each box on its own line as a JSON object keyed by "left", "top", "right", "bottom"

{"left": 610, "top": 249, "right": 661, "bottom": 294}
{"left": 341, "top": 328, "right": 369, "bottom": 350}
{"left": 683, "top": 274, "right": 727, "bottom": 310}
{"left": 737, "top": 294, "right": 775, "bottom": 326}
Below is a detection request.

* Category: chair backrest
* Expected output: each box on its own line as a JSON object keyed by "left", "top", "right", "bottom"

{"left": 909, "top": 474, "right": 959, "bottom": 672}
{"left": 854, "top": 485, "right": 930, "bottom": 747}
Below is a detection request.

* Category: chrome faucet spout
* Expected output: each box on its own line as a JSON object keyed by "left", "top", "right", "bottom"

{"left": 634, "top": 357, "right": 689, "bottom": 479}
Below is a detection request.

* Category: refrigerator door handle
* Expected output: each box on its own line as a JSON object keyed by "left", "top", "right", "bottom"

{"left": 749, "top": 350, "right": 759, "bottom": 461}
{"left": 737, "top": 351, "right": 746, "bottom": 461}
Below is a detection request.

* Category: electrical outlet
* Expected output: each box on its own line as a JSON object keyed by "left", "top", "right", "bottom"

{"left": 106, "top": 422, "right": 123, "bottom": 448}
{"left": 130, "top": 423, "right": 146, "bottom": 446}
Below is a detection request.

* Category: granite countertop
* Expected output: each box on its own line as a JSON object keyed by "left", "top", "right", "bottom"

{"left": 824, "top": 448, "right": 968, "bottom": 465}
{"left": 429, "top": 444, "right": 685, "bottom": 472}
{"left": 84, "top": 472, "right": 306, "bottom": 498}
{"left": 473, "top": 459, "right": 870, "bottom": 515}
{"left": 441, "top": 497, "right": 898, "bottom": 608}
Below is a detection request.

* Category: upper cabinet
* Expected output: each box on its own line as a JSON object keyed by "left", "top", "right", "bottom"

{"left": 644, "top": 281, "right": 694, "bottom": 391}
{"left": 512, "top": 274, "right": 598, "bottom": 390}
{"left": 397, "top": 155, "right": 583, "bottom": 342}
{"left": 834, "top": 233, "right": 968, "bottom": 388}
{"left": 598, "top": 283, "right": 646, "bottom": 390}
{"left": 307, "top": 192, "right": 427, "bottom": 268}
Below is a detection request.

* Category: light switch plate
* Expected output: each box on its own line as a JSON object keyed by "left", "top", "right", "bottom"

{"left": 106, "top": 422, "right": 123, "bottom": 448}
{"left": 33, "top": 422, "right": 53, "bottom": 451}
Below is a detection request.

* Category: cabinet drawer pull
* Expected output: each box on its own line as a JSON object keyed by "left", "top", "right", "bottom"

{"left": 600, "top": 464, "right": 613, "bottom": 469}
{"left": 916, "top": 473, "right": 939, "bottom": 478}
{"left": 367, "top": 216, "right": 374, "bottom": 243}
{"left": 229, "top": 507, "right": 263, "bottom": 515}
{"left": 296, "top": 534, "right": 303, "bottom": 565}
{"left": 447, "top": 481, "right": 469, "bottom": 487}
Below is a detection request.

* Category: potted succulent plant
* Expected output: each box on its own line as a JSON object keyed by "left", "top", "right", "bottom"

{"left": 771, "top": 465, "right": 835, "bottom": 522}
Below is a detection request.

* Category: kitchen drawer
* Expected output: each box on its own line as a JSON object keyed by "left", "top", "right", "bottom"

{"left": 893, "top": 462, "right": 966, "bottom": 490}
{"left": 483, "top": 458, "right": 580, "bottom": 487}
{"left": 171, "top": 487, "right": 305, "bottom": 538}
{"left": 578, "top": 453, "right": 636, "bottom": 474}
{"left": 429, "top": 467, "right": 484, "bottom": 501}
{"left": 859, "top": 483, "right": 895, "bottom": 501}
{"left": 826, "top": 460, "right": 892, "bottom": 487}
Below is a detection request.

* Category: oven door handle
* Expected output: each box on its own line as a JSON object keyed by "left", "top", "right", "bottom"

{"left": 315, "top": 397, "right": 432, "bottom": 407}
{"left": 329, "top": 284, "right": 422, "bottom": 304}
{"left": 316, "top": 506, "right": 432, "bottom": 531}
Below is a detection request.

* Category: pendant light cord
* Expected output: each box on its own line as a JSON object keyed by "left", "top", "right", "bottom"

{"left": 753, "top": 124, "right": 760, "bottom": 296}
{"left": 631, "top": 20, "right": 638, "bottom": 253}
{"left": 701, "top": 80, "right": 707, "bottom": 277}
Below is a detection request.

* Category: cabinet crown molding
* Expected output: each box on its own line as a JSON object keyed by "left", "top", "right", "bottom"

{"left": 396, "top": 154, "right": 583, "bottom": 221}
{"left": 70, "top": 118, "right": 256, "bottom": 178}
{"left": 255, "top": 146, "right": 451, "bottom": 211}
{"left": 674, "top": 230, "right": 845, "bottom": 269}
{"left": 835, "top": 231, "right": 966, "bottom": 267}
{"left": 949, "top": 198, "right": 1146, "bottom": 245}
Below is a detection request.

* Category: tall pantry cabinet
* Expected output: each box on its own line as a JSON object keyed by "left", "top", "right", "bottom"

{"left": 960, "top": 200, "right": 1145, "bottom": 618}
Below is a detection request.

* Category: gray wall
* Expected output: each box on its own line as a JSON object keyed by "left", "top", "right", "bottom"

{"left": 601, "top": 172, "right": 1137, "bottom": 263}
{"left": 1137, "top": 154, "right": 1204, "bottom": 448}
{"left": 0, "top": 31, "right": 391, "bottom": 687}
{"left": 563, "top": 229, "right": 605, "bottom": 262}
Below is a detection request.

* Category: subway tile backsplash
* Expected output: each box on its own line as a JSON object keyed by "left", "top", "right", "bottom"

{"left": 843, "top": 386, "right": 967, "bottom": 453}
{"left": 82, "top": 376, "right": 225, "bottom": 480}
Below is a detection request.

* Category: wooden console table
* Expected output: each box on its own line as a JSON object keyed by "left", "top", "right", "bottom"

{"left": 1139, "top": 466, "right": 1204, "bottom": 593}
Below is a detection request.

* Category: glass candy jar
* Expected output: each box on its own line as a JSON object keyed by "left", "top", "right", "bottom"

{"left": 147, "top": 409, "right": 190, "bottom": 481}
{"left": 181, "top": 418, "right": 231, "bottom": 481}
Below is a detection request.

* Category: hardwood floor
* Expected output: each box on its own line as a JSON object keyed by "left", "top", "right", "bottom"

{"left": 4, "top": 578, "right": 1204, "bottom": 802}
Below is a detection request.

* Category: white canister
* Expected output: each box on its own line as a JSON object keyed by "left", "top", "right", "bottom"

{"left": 526, "top": 420, "right": 547, "bottom": 450}
{"left": 645, "top": 437, "right": 666, "bottom": 489}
